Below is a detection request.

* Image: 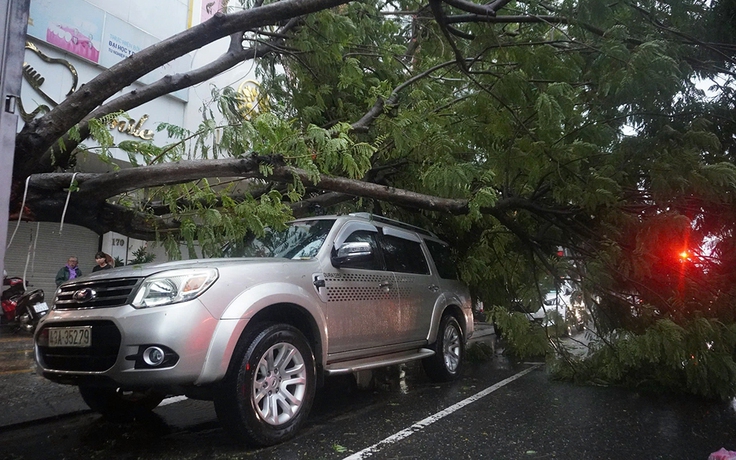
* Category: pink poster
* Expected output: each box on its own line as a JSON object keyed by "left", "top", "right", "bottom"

{"left": 45, "top": 24, "right": 100, "bottom": 62}
{"left": 28, "top": 0, "right": 104, "bottom": 63}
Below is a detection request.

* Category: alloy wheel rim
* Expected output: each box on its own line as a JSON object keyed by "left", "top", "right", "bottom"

{"left": 252, "top": 342, "right": 307, "bottom": 426}
{"left": 442, "top": 324, "right": 461, "bottom": 373}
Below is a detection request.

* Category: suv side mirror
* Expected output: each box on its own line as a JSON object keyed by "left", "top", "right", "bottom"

{"left": 331, "top": 242, "right": 374, "bottom": 268}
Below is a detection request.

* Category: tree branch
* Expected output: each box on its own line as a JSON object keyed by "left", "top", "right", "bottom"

{"left": 352, "top": 59, "right": 474, "bottom": 132}
{"left": 34, "top": 23, "right": 303, "bottom": 174}
{"left": 14, "top": 0, "right": 352, "bottom": 181}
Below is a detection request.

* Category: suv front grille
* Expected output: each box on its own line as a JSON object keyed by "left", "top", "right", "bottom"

{"left": 54, "top": 278, "right": 143, "bottom": 309}
{"left": 36, "top": 320, "right": 121, "bottom": 372}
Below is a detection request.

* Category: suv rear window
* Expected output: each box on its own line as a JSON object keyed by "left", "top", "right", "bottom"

{"left": 380, "top": 234, "right": 429, "bottom": 274}
{"left": 424, "top": 240, "right": 459, "bottom": 280}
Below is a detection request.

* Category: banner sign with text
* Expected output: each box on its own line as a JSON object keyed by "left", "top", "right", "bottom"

{"left": 27, "top": 0, "right": 190, "bottom": 101}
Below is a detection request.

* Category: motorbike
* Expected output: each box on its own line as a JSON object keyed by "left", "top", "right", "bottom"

{"left": 1, "top": 271, "right": 48, "bottom": 333}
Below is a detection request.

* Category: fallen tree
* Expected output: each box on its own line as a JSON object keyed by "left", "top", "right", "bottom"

{"left": 9, "top": 0, "right": 736, "bottom": 398}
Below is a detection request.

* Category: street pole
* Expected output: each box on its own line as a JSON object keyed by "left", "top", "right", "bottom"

{"left": 0, "top": 0, "right": 30, "bottom": 280}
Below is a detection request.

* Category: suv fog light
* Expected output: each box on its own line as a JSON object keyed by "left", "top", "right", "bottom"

{"left": 142, "top": 346, "right": 165, "bottom": 366}
{"left": 127, "top": 344, "right": 179, "bottom": 369}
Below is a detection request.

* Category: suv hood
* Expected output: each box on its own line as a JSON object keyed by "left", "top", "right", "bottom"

{"left": 81, "top": 257, "right": 303, "bottom": 281}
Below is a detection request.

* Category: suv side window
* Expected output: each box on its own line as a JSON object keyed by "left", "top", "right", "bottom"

{"left": 424, "top": 240, "right": 459, "bottom": 280}
{"left": 380, "top": 234, "right": 429, "bottom": 274}
{"left": 340, "top": 230, "right": 383, "bottom": 270}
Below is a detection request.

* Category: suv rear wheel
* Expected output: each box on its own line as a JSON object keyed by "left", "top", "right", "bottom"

{"left": 214, "top": 323, "right": 316, "bottom": 446}
{"left": 423, "top": 314, "right": 464, "bottom": 381}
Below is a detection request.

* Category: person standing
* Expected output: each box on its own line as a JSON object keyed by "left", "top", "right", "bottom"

{"left": 55, "top": 256, "right": 82, "bottom": 286}
{"left": 92, "top": 252, "right": 114, "bottom": 272}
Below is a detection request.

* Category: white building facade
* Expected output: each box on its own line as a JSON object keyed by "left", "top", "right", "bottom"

{"left": 5, "top": 0, "right": 257, "bottom": 297}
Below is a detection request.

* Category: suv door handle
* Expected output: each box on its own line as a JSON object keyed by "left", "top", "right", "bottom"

{"left": 428, "top": 284, "right": 440, "bottom": 292}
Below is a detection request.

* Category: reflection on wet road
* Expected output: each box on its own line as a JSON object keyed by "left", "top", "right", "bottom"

{"left": 2, "top": 330, "right": 736, "bottom": 460}
{"left": 0, "top": 332, "right": 34, "bottom": 375}
{"left": 342, "top": 364, "right": 542, "bottom": 460}
{"left": 0, "top": 330, "right": 520, "bottom": 459}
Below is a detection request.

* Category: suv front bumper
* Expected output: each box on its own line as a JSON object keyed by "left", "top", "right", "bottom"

{"left": 35, "top": 299, "right": 219, "bottom": 388}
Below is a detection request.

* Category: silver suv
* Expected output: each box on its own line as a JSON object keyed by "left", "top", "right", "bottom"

{"left": 34, "top": 213, "right": 473, "bottom": 446}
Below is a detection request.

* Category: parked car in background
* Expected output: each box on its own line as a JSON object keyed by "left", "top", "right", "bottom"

{"left": 34, "top": 213, "right": 473, "bottom": 446}
{"left": 526, "top": 282, "right": 586, "bottom": 334}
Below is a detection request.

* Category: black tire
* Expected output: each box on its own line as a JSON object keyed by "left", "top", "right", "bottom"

{"left": 78, "top": 386, "right": 165, "bottom": 420}
{"left": 214, "top": 324, "right": 316, "bottom": 447}
{"left": 423, "top": 315, "right": 465, "bottom": 382}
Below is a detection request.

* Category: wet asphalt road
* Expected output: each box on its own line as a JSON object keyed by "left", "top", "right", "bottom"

{"left": 1, "top": 328, "right": 736, "bottom": 459}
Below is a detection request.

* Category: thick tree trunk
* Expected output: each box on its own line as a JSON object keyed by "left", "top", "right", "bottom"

{"left": 15, "top": 155, "right": 474, "bottom": 238}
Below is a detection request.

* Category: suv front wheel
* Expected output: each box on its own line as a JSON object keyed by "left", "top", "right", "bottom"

{"left": 214, "top": 323, "right": 316, "bottom": 446}
{"left": 423, "top": 314, "right": 464, "bottom": 382}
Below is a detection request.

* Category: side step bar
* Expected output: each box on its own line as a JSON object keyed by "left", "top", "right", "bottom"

{"left": 324, "top": 348, "right": 435, "bottom": 375}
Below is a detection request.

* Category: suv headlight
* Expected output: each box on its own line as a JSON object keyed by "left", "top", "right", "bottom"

{"left": 131, "top": 268, "right": 219, "bottom": 308}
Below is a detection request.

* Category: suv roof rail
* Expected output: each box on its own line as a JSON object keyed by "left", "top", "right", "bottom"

{"left": 349, "top": 212, "right": 437, "bottom": 238}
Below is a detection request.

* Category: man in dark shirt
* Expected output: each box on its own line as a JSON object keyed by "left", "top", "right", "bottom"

{"left": 55, "top": 256, "right": 82, "bottom": 286}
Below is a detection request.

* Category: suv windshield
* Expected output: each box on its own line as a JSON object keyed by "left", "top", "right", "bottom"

{"left": 227, "top": 219, "right": 336, "bottom": 259}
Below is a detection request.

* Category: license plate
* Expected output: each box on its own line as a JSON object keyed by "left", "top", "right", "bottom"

{"left": 33, "top": 302, "right": 48, "bottom": 313}
{"left": 49, "top": 326, "right": 92, "bottom": 348}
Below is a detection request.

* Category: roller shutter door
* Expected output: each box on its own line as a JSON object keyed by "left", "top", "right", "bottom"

{"left": 4, "top": 222, "right": 99, "bottom": 299}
